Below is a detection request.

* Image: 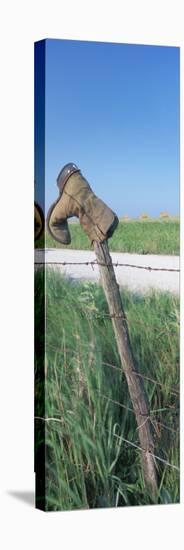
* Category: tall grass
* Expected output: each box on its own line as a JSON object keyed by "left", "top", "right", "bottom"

{"left": 35, "top": 268, "right": 179, "bottom": 510}
{"left": 36, "top": 220, "right": 180, "bottom": 255}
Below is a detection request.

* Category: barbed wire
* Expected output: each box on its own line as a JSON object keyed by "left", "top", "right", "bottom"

{"left": 40, "top": 344, "right": 179, "bottom": 434}
{"left": 35, "top": 256, "right": 179, "bottom": 476}
{"left": 96, "top": 391, "right": 179, "bottom": 434}
{"left": 46, "top": 344, "right": 179, "bottom": 397}
{"left": 102, "top": 361, "right": 179, "bottom": 396}
{"left": 35, "top": 250, "right": 180, "bottom": 488}
{"left": 46, "top": 300, "right": 180, "bottom": 336}
{"left": 34, "top": 415, "right": 179, "bottom": 472}
{"left": 104, "top": 429, "right": 180, "bottom": 471}
{"left": 35, "top": 259, "right": 180, "bottom": 272}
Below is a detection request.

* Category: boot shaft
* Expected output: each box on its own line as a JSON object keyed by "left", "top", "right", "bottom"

{"left": 47, "top": 168, "right": 119, "bottom": 244}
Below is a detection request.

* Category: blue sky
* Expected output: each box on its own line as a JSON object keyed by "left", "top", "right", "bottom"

{"left": 45, "top": 39, "right": 179, "bottom": 218}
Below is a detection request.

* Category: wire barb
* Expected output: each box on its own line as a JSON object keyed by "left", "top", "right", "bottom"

{"left": 34, "top": 416, "right": 179, "bottom": 472}
{"left": 35, "top": 259, "right": 180, "bottom": 272}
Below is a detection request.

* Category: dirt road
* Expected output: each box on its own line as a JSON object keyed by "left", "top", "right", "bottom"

{"left": 35, "top": 248, "right": 179, "bottom": 295}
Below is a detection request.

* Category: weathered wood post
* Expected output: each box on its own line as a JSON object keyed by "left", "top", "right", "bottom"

{"left": 46, "top": 163, "right": 158, "bottom": 499}
{"left": 93, "top": 239, "right": 158, "bottom": 499}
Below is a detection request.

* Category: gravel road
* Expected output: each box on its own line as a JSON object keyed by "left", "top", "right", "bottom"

{"left": 35, "top": 248, "right": 179, "bottom": 295}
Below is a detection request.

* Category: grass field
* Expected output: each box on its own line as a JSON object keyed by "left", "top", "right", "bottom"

{"left": 35, "top": 269, "right": 179, "bottom": 510}
{"left": 36, "top": 219, "right": 180, "bottom": 255}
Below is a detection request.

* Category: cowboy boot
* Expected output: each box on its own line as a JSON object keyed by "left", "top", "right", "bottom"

{"left": 34, "top": 202, "right": 44, "bottom": 241}
{"left": 47, "top": 163, "right": 119, "bottom": 244}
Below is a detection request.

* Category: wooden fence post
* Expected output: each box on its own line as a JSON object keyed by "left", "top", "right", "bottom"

{"left": 93, "top": 239, "right": 158, "bottom": 499}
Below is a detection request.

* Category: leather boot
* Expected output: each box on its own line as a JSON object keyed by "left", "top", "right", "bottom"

{"left": 47, "top": 164, "right": 119, "bottom": 244}
{"left": 34, "top": 202, "right": 44, "bottom": 241}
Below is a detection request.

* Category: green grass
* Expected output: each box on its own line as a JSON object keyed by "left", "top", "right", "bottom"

{"left": 35, "top": 269, "right": 179, "bottom": 510}
{"left": 36, "top": 219, "right": 180, "bottom": 255}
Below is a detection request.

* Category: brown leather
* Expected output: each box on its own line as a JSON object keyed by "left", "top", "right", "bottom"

{"left": 47, "top": 169, "right": 119, "bottom": 245}
{"left": 34, "top": 202, "right": 44, "bottom": 241}
{"left": 57, "top": 163, "right": 80, "bottom": 195}
{"left": 46, "top": 198, "right": 71, "bottom": 244}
